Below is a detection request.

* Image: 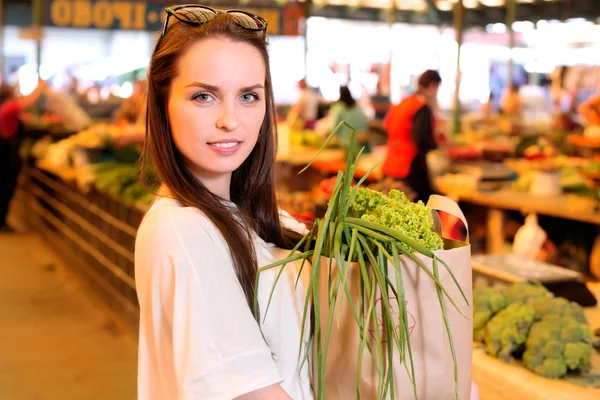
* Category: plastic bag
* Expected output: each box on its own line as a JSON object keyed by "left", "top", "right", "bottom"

{"left": 513, "top": 213, "right": 547, "bottom": 260}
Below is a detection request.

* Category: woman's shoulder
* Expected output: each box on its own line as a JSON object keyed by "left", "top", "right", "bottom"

{"left": 136, "top": 197, "right": 227, "bottom": 257}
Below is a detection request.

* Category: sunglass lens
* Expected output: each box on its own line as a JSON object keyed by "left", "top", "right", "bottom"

{"left": 229, "top": 12, "right": 264, "bottom": 30}
{"left": 176, "top": 7, "right": 215, "bottom": 24}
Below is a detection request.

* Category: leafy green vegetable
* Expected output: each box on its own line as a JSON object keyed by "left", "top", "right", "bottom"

{"left": 523, "top": 315, "right": 593, "bottom": 379}
{"left": 529, "top": 296, "right": 587, "bottom": 324}
{"left": 349, "top": 188, "right": 444, "bottom": 254}
{"left": 473, "top": 287, "right": 508, "bottom": 341}
{"left": 504, "top": 282, "right": 550, "bottom": 305}
{"left": 483, "top": 303, "right": 536, "bottom": 361}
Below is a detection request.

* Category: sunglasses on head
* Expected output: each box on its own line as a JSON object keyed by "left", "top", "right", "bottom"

{"left": 161, "top": 4, "right": 268, "bottom": 37}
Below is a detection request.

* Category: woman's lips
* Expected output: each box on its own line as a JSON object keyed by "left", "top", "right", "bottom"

{"left": 207, "top": 140, "right": 242, "bottom": 155}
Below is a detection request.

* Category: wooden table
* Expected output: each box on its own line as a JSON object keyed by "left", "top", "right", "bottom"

{"left": 456, "top": 189, "right": 600, "bottom": 254}
{"left": 276, "top": 147, "right": 346, "bottom": 166}
{"left": 473, "top": 282, "right": 600, "bottom": 400}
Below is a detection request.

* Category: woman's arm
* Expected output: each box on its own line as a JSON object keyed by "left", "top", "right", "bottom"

{"left": 578, "top": 94, "right": 600, "bottom": 125}
{"left": 235, "top": 384, "right": 293, "bottom": 400}
{"left": 16, "top": 80, "right": 47, "bottom": 111}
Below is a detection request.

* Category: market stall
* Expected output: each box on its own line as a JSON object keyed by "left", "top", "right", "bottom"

{"left": 7, "top": 1, "right": 600, "bottom": 398}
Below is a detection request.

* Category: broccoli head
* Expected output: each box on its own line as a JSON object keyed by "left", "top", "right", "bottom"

{"left": 483, "top": 303, "right": 536, "bottom": 360}
{"left": 523, "top": 315, "right": 593, "bottom": 379}
{"left": 504, "top": 282, "right": 550, "bottom": 305}
{"left": 349, "top": 188, "right": 443, "bottom": 252}
{"left": 473, "top": 287, "right": 508, "bottom": 341}
{"left": 529, "top": 296, "right": 587, "bottom": 324}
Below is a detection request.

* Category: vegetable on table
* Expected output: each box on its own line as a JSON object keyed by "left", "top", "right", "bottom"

{"left": 504, "top": 281, "right": 550, "bottom": 305}
{"left": 523, "top": 315, "right": 593, "bottom": 379}
{"left": 473, "top": 287, "right": 508, "bottom": 341}
{"left": 474, "top": 282, "right": 595, "bottom": 380}
{"left": 529, "top": 296, "right": 587, "bottom": 324}
{"left": 483, "top": 303, "right": 536, "bottom": 361}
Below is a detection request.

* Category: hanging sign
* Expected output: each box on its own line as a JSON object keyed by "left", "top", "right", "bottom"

{"left": 45, "top": 0, "right": 304, "bottom": 35}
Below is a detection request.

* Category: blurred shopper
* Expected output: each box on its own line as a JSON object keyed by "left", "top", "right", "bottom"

{"left": 322, "top": 86, "right": 368, "bottom": 149}
{"left": 481, "top": 93, "right": 496, "bottom": 120}
{"left": 578, "top": 91, "right": 600, "bottom": 126}
{"left": 114, "top": 80, "right": 148, "bottom": 125}
{"left": 500, "top": 83, "right": 523, "bottom": 117}
{"left": 0, "top": 79, "right": 47, "bottom": 232}
{"left": 383, "top": 70, "right": 441, "bottom": 203}
{"left": 286, "top": 78, "right": 319, "bottom": 130}
{"left": 370, "top": 80, "right": 391, "bottom": 121}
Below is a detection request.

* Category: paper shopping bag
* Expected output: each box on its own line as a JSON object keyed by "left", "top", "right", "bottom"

{"left": 311, "top": 195, "right": 473, "bottom": 400}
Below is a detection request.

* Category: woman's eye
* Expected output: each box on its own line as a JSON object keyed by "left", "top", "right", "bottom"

{"left": 240, "top": 92, "right": 259, "bottom": 102}
{"left": 192, "top": 92, "right": 213, "bottom": 102}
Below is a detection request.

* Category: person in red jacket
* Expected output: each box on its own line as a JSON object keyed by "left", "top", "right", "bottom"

{"left": 383, "top": 70, "right": 441, "bottom": 202}
{"left": 0, "top": 79, "right": 47, "bottom": 232}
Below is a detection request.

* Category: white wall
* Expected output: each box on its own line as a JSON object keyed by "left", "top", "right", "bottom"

{"left": 3, "top": 26, "right": 152, "bottom": 81}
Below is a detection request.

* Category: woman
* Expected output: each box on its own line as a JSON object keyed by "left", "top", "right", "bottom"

{"left": 0, "top": 80, "right": 47, "bottom": 232}
{"left": 322, "top": 86, "right": 368, "bottom": 148}
{"left": 578, "top": 90, "right": 600, "bottom": 126}
{"left": 383, "top": 70, "right": 441, "bottom": 203}
{"left": 499, "top": 83, "right": 523, "bottom": 117}
{"left": 135, "top": 6, "right": 312, "bottom": 399}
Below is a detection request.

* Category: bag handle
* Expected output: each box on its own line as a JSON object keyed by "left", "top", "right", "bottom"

{"left": 427, "top": 194, "right": 469, "bottom": 243}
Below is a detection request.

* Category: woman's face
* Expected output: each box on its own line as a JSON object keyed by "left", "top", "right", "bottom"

{"left": 168, "top": 37, "right": 266, "bottom": 192}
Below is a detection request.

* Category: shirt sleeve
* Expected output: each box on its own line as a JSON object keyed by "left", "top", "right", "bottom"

{"left": 0, "top": 101, "right": 22, "bottom": 139}
{"left": 411, "top": 105, "right": 437, "bottom": 153}
{"left": 135, "top": 204, "right": 282, "bottom": 400}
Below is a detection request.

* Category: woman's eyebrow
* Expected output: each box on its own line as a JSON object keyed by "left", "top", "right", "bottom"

{"left": 184, "top": 82, "right": 264, "bottom": 93}
{"left": 185, "top": 82, "right": 219, "bottom": 91}
{"left": 240, "top": 84, "right": 265, "bottom": 92}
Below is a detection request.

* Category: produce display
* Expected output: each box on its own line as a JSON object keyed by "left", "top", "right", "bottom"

{"left": 474, "top": 282, "right": 595, "bottom": 380}
{"left": 511, "top": 158, "right": 593, "bottom": 198}
{"left": 584, "top": 161, "right": 600, "bottom": 174}
{"left": 91, "top": 162, "right": 155, "bottom": 208}
{"left": 521, "top": 138, "right": 558, "bottom": 160}
{"left": 22, "top": 112, "right": 66, "bottom": 133}
{"left": 288, "top": 129, "right": 325, "bottom": 149}
{"left": 28, "top": 120, "right": 155, "bottom": 210}
{"left": 473, "top": 287, "right": 509, "bottom": 341}
{"left": 484, "top": 302, "right": 536, "bottom": 359}
{"left": 524, "top": 315, "right": 592, "bottom": 379}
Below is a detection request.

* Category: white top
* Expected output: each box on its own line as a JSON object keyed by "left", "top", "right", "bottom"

{"left": 135, "top": 198, "right": 314, "bottom": 400}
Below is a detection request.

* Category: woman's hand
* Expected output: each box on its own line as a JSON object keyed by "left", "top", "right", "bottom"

{"left": 234, "top": 384, "right": 293, "bottom": 400}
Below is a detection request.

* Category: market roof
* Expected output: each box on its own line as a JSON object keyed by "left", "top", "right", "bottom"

{"left": 306, "top": 0, "right": 600, "bottom": 26}
{"left": 5, "top": 0, "right": 600, "bottom": 29}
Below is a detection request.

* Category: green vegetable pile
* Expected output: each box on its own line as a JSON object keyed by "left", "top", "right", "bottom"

{"left": 524, "top": 315, "right": 592, "bottom": 379}
{"left": 473, "top": 282, "right": 593, "bottom": 379}
{"left": 92, "top": 162, "right": 155, "bottom": 208}
{"left": 473, "top": 287, "right": 508, "bottom": 341}
{"left": 484, "top": 303, "right": 536, "bottom": 361}
{"left": 257, "top": 122, "right": 468, "bottom": 399}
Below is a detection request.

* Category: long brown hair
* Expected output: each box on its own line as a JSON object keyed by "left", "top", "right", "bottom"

{"left": 142, "top": 12, "right": 303, "bottom": 311}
